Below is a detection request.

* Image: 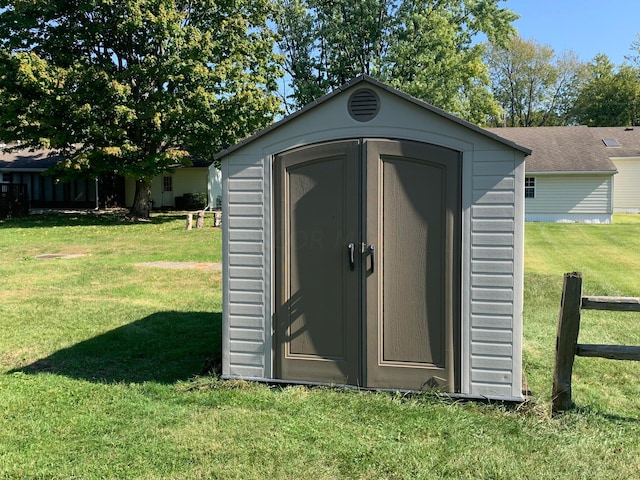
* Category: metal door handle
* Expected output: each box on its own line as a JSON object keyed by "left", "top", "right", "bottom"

{"left": 347, "top": 243, "right": 355, "bottom": 271}
{"left": 368, "top": 244, "right": 375, "bottom": 272}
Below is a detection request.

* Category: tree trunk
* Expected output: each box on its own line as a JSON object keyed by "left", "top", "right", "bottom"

{"left": 129, "top": 178, "right": 153, "bottom": 220}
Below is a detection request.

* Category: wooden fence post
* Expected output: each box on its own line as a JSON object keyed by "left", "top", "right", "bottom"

{"left": 213, "top": 209, "right": 222, "bottom": 227}
{"left": 186, "top": 213, "right": 193, "bottom": 230}
{"left": 552, "top": 272, "right": 583, "bottom": 414}
{"left": 196, "top": 210, "right": 205, "bottom": 228}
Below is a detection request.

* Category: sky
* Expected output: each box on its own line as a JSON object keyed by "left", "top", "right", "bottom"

{"left": 507, "top": 0, "right": 640, "bottom": 65}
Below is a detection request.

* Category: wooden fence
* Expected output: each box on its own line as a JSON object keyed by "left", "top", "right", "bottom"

{"left": 552, "top": 272, "right": 640, "bottom": 413}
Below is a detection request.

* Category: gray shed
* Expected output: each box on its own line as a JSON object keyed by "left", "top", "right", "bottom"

{"left": 214, "top": 76, "right": 530, "bottom": 401}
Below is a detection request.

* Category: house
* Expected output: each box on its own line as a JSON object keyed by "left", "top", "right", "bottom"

{"left": 487, "top": 126, "right": 640, "bottom": 222}
{"left": 0, "top": 147, "right": 124, "bottom": 209}
{"left": 122, "top": 158, "right": 220, "bottom": 210}
{"left": 214, "top": 75, "right": 531, "bottom": 401}
{"left": 592, "top": 127, "right": 640, "bottom": 214}
{"left": 0, "top": 146, "right": 219, "bottom": 210}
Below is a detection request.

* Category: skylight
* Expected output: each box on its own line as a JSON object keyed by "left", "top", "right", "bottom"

{"left": 602, "top": 138, "right": 621, "bottom": 147}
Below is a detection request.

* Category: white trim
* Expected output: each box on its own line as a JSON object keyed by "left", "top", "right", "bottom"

{"left": 221, "top": 159, "right": 231, "bottom": 377}
{"left": 512, "top": 155, "right": 525, "bottom": 399}
{"left": 264, "top": 151, "right": 274, "bottom": 379}
{"left": 460, "top": 150, "right": 472, "bottom": 395}
{"left": 525, "top": 213, "right": 612, "bottom": 223}
{"left": 527, "top": 171, "right": 616, "bottom": 175}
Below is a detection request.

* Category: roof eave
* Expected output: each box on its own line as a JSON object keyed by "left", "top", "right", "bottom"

{"left": 215, "top": 75, "right": 532, "bottom": 160}
{"left": 526, "top": 170, "right": 617, "bottom": 175}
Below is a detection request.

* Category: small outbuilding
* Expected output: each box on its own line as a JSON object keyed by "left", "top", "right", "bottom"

{"left": 214, "top": 76, "right": 530, "bottom": 401}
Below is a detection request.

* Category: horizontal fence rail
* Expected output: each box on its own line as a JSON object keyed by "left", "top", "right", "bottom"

{"left": 552, "top": 272, "right": 640, "bottom": 414}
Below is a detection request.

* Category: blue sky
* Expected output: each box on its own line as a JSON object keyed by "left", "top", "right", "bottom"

{"left": 508, "top": 0, "right": 640, "bottom": 65}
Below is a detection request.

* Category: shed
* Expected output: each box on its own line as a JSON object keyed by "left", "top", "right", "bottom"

{"left": 214, "top": 76, "right": 530, "bottom": 401}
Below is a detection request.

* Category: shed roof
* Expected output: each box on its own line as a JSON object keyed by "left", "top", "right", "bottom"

{"left": 215, "top": 75, "right": 531, "bottom": 159}
{"left": 485, "top": 126, "right": 635, "bottom": 174}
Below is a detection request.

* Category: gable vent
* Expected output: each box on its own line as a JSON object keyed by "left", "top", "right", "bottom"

{"left": 348, "top": 88, "right": 380, "bottom": 122}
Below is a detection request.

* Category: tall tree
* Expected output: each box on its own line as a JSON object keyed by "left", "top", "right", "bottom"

{"left": 0, "top": 0, "right": 282, "bottom": 219}
{"left": 274, "top": 0, "right": 393, "bottom": 110}
{"left": 485, "top": 36, "right": 585, "bottom": 127}
{"left": 274, "top": 0, "right": 517, "bottom": 123}
{"left": 381, "top": 0, "right": 516, "bottom": 125}
{"left": 571, "top": 54, "right": 639, "bottom": 127}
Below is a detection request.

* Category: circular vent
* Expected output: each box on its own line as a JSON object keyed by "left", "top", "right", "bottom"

{"left": 348, "top": 88, "right": 380, "bottom": 122}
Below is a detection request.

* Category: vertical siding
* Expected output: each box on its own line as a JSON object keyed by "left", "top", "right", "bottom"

{"left": 613, "top": 158, "right": 640, "bottom": 213}
{"left": 469, "top": 150, "right": 520, "bottom": 398}
{"left": 526, "top": 174, "right": 613, "bottom": 215}
{"left": 223, "top": 159, "right": 267, "bottom": 378}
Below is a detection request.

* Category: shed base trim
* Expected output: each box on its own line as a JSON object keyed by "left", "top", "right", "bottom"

{"left": 219, "top": 375, "right": 525, "bottom": 403}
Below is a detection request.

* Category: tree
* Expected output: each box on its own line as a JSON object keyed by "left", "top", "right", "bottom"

{"left": 274, "top": 0, "right": 517, "bottom": 123}
{"left": 0, "top": 0, "right": 282, "bottom": 219}
{"left": 571, "top": 54, "right": 639, "bottom": 127}
{"left": 485, "top": 36, "right": 585, "bottom": 127}
{"left": 274, "top": 0, "right": 393, "bottom": 111}
{"left": 381, "top": 0, "right": 516, "bottom": 125}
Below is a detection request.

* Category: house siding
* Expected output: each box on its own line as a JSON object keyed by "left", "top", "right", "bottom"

{"left": 469, "top": 151, "right": 521, "bottom": 398}
{"left": 612, "top": 157, "right": 640, "bottom": 213}
{"left": 219, "top": 81, "right": 525, "bottom": 400}
{"left": 222, "top": 160, "right": 266, "bottom": 378}
{"left": 525, "top": 174, "right": 613, "bottom": 223}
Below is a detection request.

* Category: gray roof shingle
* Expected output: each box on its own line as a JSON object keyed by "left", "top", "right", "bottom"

{"left": 485, "top": 126, "right": 640, "bottom": 174}
{"left": 0, "top": 146, "right": 210, "bottom": 171}
{"left": 0, "top": 147, "right": 63, "bottom": 170}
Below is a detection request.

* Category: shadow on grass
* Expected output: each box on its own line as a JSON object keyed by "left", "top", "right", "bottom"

{"left": 11, "top": 311, "right": 222, "bottom": 384}
{"left": 0, "top": 211, "right": 185, "bottom": 228}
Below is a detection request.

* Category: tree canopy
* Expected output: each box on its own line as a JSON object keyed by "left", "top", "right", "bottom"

{"left": 0, "top": 0, "right": 282, "bottom": 218}
{"left": 274, "top": 0, "right": 518, "bottom": 123}
{"left": 570, "top": 54, "right": 640, "bottom": 127}
{"left": 485, "top": 36, "right": 585, "bottom": 127}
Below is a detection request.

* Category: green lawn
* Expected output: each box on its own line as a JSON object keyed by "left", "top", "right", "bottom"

{"left": 0, "top": 212, "right": 639, "bottom": 479}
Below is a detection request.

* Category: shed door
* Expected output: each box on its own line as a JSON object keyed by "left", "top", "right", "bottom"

{"left": 275, "top": 139, "right": 460, "bottom": 390}
{"left": 274, "top": 140, "right": 361, "bottom": 384}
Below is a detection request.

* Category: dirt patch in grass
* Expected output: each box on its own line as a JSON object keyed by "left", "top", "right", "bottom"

{"left": 35, "top": 253, "right": 87, "bottom": 259}
{"left": 135, "top": 261, "right": 222, "bottom": 271}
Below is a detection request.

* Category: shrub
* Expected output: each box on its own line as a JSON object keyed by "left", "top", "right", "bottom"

{"left": 182, "top": 192, "right": 207, "bottom": 210}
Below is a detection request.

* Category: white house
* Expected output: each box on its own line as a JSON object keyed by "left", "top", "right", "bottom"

{"left": 488, "top": 126, "right": 640, "bottom": 222}
{"left": 123, "top": 162, "right": 219, "bottom": 210}
{"left": 213, "top": 75, "right": 530, "bottom": 401}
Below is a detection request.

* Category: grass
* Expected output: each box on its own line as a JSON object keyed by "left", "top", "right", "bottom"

{"left": 1, "top": 211, "right": 639, "bottom": 479}
{"left": 523, "top": 214, "right": 640, "bottom": 414}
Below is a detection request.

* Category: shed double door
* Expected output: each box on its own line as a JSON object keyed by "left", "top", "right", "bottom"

{"left": 275, "top": 139, "right": 460, "bottom": 391}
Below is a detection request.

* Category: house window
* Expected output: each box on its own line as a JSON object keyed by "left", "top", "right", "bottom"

{"left": 1, "top": 173, "right": 12, "bottom": 183}
{"left": 163, "top": 176, "right": 173, "bottom": 192}
{"left": 525, "top": 177, "right": 535, "bottom": 198}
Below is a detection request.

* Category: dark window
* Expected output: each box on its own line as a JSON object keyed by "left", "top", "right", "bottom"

{"left": 2, "top": 173, "right": 12, "bottom": 183}
{"left": 163, "top": 176, "right": 173, "bottom": 192}
{"left": 525, "top": 177, "right": 535, "bottom": 198}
